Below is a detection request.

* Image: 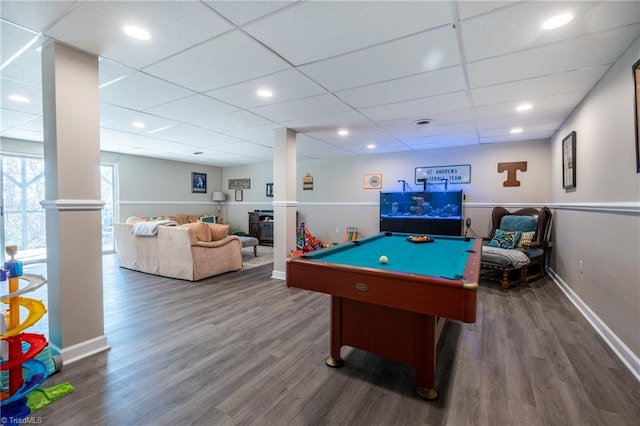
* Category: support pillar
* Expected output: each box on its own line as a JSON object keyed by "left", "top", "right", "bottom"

{"left": 272, "top": 128, "right": 297, "bottom": 279}
{"left": 41, "top": 42, "right": 109, "bottom": 363}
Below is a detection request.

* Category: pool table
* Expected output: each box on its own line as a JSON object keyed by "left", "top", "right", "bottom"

{"left": 286, "top": 232, "right": 482, "bottom": 400}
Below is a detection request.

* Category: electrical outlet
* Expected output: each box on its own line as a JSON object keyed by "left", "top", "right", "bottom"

{"left": 579, "top": 260, "right": 583, "bottom": 273}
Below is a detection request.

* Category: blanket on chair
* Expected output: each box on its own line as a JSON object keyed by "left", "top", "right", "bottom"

{"left": 481, "top": 245, "right": 530, "bottom": 268}
{"left": 132, "top": 220, "right": 177, "bottom": 236}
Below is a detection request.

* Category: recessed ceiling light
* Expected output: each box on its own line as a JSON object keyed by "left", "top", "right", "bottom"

{"left": 123, "top": 25, "right": 151, "bottom": 41}
{"left": 510, "top": 128, "right": 523, "bottom": 134}
{"left": 8, "top": 94, "right": 30, "bottom": 103}
{"left": 516, "top": 103, "right": 533, "bottom": 112}
{"left": 542, "top": 13, "right": 573, "bottom": 30}
{"left": 132, "top": 121, "right": 146, "bottom": 129}
{"left": 338, "top": 129, "right": 349, "bottom": 136}
{"left": 367, "top": 144, "right": 376, "bottom": 149}
{"left": 256, "top": 89, "right": 273, "bottom": 98}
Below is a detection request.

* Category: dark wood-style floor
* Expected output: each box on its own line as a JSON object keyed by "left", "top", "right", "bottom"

{"left": 18, "top": 254, "right": 640, "bottom": 425}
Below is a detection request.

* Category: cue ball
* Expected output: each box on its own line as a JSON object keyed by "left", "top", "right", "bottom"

{"left": 379, "top": 255, "right": 388, "bottom": 264}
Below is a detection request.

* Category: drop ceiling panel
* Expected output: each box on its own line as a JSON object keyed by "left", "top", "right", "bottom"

{"left": 456, "top": 1, "right": 519, "bottom": 20}
{"left": 471, "top": 66, "right": 606, "bottom": 106}
{"left": 244, "top": 1, "right": 453, "bottom": 66}
{"left": 386, "top": 121, "right": 478, "bottom": 140}
{"left": 250, "top": 94, "right": 352, "bottom": 123}
{"left": 378, "top": 109, "right": 474, "bottom": 133}
{"left": 144, "top": 31, "right": 291, "bottom": 93}
{"left": 360, "top": 91, "right": 470, "bottom": 122}
{"left": 299, "top": 27, "right": 462, "bottom": 92}
{"left": 101, "top": 111, "right": 179, "bottom": 135}
{"left": 45, "top": 1, "right": 234, "bottom": 69}
{"left": 99, "top": 72, "right": 193, "bottom": 110}
{"left": 460, "top": 1, "right": 639, "bottom": 62}
{"left": 473, "top": 92, "right": 589, "bottom": 120}
{"left": 206, "top": 69, "right": 327, "bottom": 109}
{"left": 190, "top": 110, "right": 273, "bottom": 133}
{"left": 336, "top": 66, "right": 466, "bottom": 109}
{"left": 0, "top": 40, "right": 43, "bottom": 87}
{"left": 1, "top": 20, "right": 38, "bottom": 64}
{"left": 0, "top": 78, "right": 43, "bottom": 114}
{"left": 149, "top": 123, "right": 222, "bottom": 146}
{"left": 467, "top": 25, "right": 640, "bottom": 89}
{"left": 221, "top": 124, "right": 281, "bottom": 144}
{"left": 0, "top": 1, "right": 76, "bottom": 33}
{"left": 204, "top": 1, "right": 296, "bottom": 26}
{"left": 281, "top": 110, "right": 374, "bottom": 133}
{"left": 144, "top": 94, "right": 239, "bottom": 124}
{"left": 99, "top": 58, "right": 134, "bottom": 86}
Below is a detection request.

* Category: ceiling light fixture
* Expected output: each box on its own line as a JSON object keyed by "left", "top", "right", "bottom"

{"left": 516, "top": 103, "right": 533, "bottom": 112}
{"left": 338, "top": 129, "right": 349, "bottom": 136}
{"left": 0, "top": 35, "right": 39, "bottom": 71}
{"left": 510, "top": 128, "right": 523, "bottom": 134}
{"left": 8, "top": 94, "right": 30, "bottom": 103}
{"left": 367, "top": 144, "right": 376, "bottom": 149}
{"left": 123, "top": 25, "right": 151, "bottom": 41}
{"left": 256, "top": 89, "right": 273, "bottom": 98}
{"left": 132, "top": 121, "right": 146, "bottom": 129}
{"left": 542, "top": 13, "right": 573, "bottom": 30}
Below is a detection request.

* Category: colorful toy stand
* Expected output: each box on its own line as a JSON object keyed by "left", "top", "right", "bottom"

{"left": 1, "top": 246, "right": 52, "bottom": 425}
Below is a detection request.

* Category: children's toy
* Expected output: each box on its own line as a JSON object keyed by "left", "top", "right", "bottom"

{"left": 1, "top": 245, "right": 60, "bottom": 425}
{"left": 344, "top": 226, "right": 358, "bottom": 242}
{"left": 296, "top": 222, "right": 325, "bottom": 252}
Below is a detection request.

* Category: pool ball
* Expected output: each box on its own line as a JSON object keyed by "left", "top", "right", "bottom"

{"left": 379, "top": 255, "right": 388, "bottom": 264}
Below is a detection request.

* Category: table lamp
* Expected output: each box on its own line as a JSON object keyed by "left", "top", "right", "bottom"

{"left": 212, "top": 191, "right": 225, "bottom": 214}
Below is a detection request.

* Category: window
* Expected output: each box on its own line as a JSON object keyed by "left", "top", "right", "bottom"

{"left": 1, "top": 154, "right": 117, "bottom": 263}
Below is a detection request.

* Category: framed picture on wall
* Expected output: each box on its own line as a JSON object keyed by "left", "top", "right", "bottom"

{"left": 562, "top": 131, "right": 576, "bottom": 190}
{"left": 633, "top": 58, "right": 640, "bottom": 173}
{"left": 191, "top": 172, "right": 207, "bottom": 193}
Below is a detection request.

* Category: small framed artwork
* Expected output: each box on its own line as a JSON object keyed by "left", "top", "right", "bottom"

{"left": 235, "top": 189, "right": 243, "bottom": 202}
{"left": 633, "top": 58, "right": 640, "bottom": 173}
{"left": 562, "top": 131, "right": 576, "bottom": 190}
{"left": 266, "top": 183, "right": 274, "bottom": 197}
{"left": 191, "top": 172, "right": 207, "bottom": 193}
{"left": 363, "top": 173, "right": 382, "bottom": 189}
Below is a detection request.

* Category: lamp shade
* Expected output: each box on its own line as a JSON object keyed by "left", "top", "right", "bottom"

{"left": 212, "top": 191, "right": 225, "bottom": 201}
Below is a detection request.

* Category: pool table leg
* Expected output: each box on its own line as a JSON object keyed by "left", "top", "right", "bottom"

{"left": 415, "top": 315, "right": 439, "bottom": 400}
{"left": 326, "top": 296, "right": 344, "bottom": 368}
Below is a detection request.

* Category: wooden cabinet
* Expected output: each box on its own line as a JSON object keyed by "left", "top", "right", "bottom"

{"left": 248, "top": 210, "right": 274, "bottom": 246}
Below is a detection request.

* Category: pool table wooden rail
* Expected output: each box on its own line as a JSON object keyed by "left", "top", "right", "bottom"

{"left": 286, "top": 238, "right": 482, "bottom": 323}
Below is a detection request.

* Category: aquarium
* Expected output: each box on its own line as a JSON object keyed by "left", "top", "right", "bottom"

{"left": 379, "top": 191, "right": 463, "bottom": 236}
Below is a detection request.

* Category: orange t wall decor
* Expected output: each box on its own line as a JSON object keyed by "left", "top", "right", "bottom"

{"left": 497, "top": 161, "right": 527, "bottom": 187}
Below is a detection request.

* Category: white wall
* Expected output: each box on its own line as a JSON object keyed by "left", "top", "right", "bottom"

{"left": 549, "top": 36, "right": 640, "bottom": 365}
{"left": 222, "top": 139, "right": 550, "bottom": 242}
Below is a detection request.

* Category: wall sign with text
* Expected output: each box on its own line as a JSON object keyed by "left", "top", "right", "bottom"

{"left": 414, "top": 164, "right": 471, "bottom": 185}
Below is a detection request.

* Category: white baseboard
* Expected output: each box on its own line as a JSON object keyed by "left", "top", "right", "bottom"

{"left": 271, "top": 269, "right": 286, "bottom": 280}
{"left": 548, "top": 269, "right": 640, "bottom": 382}
{"left": 50, "top": 335, "right": 110, "bottom": 365}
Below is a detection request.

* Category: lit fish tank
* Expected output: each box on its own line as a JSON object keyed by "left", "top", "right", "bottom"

{"left": 379, "top": 191, "right": 463, "bottom": 236}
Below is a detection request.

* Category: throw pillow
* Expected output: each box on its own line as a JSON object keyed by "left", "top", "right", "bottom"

{"left": 178, "top": 222, "right": 212, "bottom": 242}
{"left": 488, "top": 229, "right": 522, "bottom": 249}
{"left": 499, "top": 215, "right": 537, "bottom": 232}
{"left": 516, "top": 231, "right": 535, "bottom": 248}
{"left": 207, "top": 223, "right": 230, "bottom": 241}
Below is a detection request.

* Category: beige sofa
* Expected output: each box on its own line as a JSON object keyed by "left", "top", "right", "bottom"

{"left": 114, "top": 218, "right": 243, "bottom": 281}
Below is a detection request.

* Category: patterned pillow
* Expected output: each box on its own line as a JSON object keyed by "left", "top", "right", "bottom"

{"left": 488, "top": 229, "right": 522, "bottom": 249}
{"left": 517, "top": 231, "right": 535, "bottom": 248}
